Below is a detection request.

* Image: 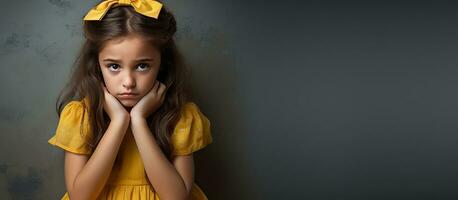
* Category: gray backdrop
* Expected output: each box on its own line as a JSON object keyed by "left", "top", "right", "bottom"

{"left": 1, "top": 0, "right": 458, "bottom": 199}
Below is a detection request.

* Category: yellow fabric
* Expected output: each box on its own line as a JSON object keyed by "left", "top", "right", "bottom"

{"left": 83, "top": 0, "right": 163, "bottom": 21}
{"left": 48, "top": 99, "right": 212, "bottom": 200}
{"left": 47, "top": 100, "right": 94, "bottom": 155}
{"left": 171, "top": 102, "right": 213, "bottom": 155}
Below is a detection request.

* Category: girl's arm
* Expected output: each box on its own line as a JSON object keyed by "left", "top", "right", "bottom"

{"left": 130, "top": 117, "right": 192, "bottom": 200}
{"left": 65, "top": 116, "right": 130, "bottom": 200}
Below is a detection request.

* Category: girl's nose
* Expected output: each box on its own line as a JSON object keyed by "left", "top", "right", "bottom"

{"left": 122, "top": 73, "right": 136, "bottom": 89}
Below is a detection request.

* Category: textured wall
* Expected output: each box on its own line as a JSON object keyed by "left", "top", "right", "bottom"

{"left": 1, "top": 0, "right": 458, "bottom": 199}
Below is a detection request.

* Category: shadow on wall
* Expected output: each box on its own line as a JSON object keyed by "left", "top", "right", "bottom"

{"left": 177, "top": 26, "right": 252, "bottom": 199}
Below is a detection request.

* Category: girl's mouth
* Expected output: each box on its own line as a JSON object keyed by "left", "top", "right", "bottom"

{"left": 118, "top": 94, "right": 138, "bottom": 99}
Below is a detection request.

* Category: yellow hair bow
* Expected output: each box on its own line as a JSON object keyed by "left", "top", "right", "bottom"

{"left": 83, "top": 0, "right": 163, "bottom": 21}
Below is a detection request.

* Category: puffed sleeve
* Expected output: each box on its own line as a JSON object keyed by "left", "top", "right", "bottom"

{"left": 171, "top": 102, "right": 213, "bottom": 156}
{"left": 47, "top": 100, "right": 94, "bottom": 155}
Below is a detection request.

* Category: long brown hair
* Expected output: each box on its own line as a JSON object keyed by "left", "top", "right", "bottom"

{"left": 56, "top": 1, "right": 190, "bottom": 161}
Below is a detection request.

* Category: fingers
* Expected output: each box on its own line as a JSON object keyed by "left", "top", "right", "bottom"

{"left": 102, "top": 87, "right": 111, "bottom": 100}
{"left": 154, "top": 80, "right": 160, "bottom": 93}
{"left": 101, "top": 83, "right": 109, "bottom": 96}
{"left": 158, "top": 82, "right": 166, "bottom": 99}
{"left": 152, "top": 80, "right": 166, "bottom": 94}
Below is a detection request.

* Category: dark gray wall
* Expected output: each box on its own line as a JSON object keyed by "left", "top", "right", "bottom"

{"left": 1, "top": 0, "right": 458, "bottom": 199}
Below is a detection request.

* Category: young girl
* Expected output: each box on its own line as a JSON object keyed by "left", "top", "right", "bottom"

{"left": 47, "top": 0, "right": 213, "bottom": 199}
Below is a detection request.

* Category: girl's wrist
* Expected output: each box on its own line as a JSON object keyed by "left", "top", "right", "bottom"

{"left": 130, "top": 115, "right": 146, "bottom": 124}
{"left": 108, "top": 116, "right": 130, "bottom": 135}
{"left": 111, "top": 114, "right": 130, "bottom": 125}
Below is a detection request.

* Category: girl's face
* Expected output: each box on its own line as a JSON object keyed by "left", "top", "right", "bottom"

{"left": 98, "top": 34, "right": 161, "bottom": 108}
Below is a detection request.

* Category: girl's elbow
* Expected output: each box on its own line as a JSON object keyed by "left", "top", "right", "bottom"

{"left": 67, "top": 186, "right": 97, "bottom": 200}
{"left": 68, "top": 192, "right": 96, "bottom": 200}
{"left": 67, "top": 191, "right": 85, "bottom": 200}
{"left": 159, "top": 192, "right": 189, "bottom": 200}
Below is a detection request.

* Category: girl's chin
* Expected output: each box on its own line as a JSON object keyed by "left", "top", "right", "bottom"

{"left": 119, "top": 99, "right": 138, "bottom": 108}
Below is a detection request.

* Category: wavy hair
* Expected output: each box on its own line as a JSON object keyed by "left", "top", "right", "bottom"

{"left": 56, "top": 1, "right": 190, "bottom": 161}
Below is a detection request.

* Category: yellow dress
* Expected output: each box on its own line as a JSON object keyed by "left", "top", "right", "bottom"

{"left": 47, "top": 99, "right": 213, "bottom": 200}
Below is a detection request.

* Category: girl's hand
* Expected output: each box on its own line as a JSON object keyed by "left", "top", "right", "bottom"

{"left": 130, "top": 80, "right": 166, "bottom": 120}
{"left": 102, "top": 85, "right": 130, "bottom": 121}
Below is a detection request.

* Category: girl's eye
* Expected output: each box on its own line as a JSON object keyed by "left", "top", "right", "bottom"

{"left": 107, "top": 63, "right": 120, "bottom": 71}
{"left": 106, "top": 63, "right": 150, "bottom": 72}
{"left": 137, "top": 63, "right": 150, "bottom": 71}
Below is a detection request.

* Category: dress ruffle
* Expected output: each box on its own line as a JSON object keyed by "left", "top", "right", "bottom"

{"left": 59, "top": 183, "right": 208, "bottom": 200}
{"left": 171, "top": 102, "right": 213, "bottom": 156}
{"left": 48, "top": 100, "right": 93, "bottom": 155}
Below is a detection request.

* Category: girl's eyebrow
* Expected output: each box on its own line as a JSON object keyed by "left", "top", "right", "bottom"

{"left": 102, "top": 57, "right": 155, "bottom": 62}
